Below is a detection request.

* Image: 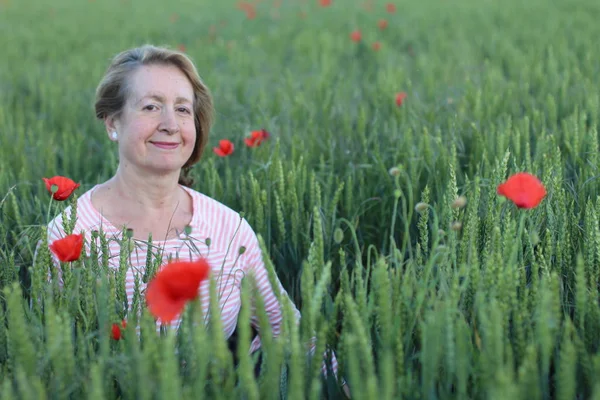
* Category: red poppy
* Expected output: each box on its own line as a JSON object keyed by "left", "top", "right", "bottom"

{"left": 319, "top": 0, "right": 332, "bottom": 6}
{"left": 213, "top": 139, "right": 234, "bottom": 157}
{"left": 244, "top": 129, "right": 270, "bottom": 147}
{"left": 395, "top": 92, "right": 407, "bottom": 106}
{"left": 49, "top": 233, "right": 84, "bottom": 262}
{"left": 237, "top": 1, "right": 256, "bottom": 19}
{"left": 111, "top": 320, "right": 127, "bottom": 340}
{"left": 42, "top": 176, "right": 80, "bottom": 201}
{"left": 145, "top": 259, "right": 211, "bottom": 324}
{"left": 350, "top": 30, "right": 362, "bottom": 42}
{"left": 378, "top": 19, "right": 388, "bottom": 30}
{"left": 372, "top": 42, "right": 381, "bottom": 51}
{"left": 386, "top": 2, "right": 396, "bottom": 13}
{"left": 177, "top": 44, "right": 186, "bottom": 52}
{"left": 497, "top": 172, "right": 547, "bottom": 209}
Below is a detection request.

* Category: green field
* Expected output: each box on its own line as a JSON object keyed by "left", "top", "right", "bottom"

{"left": 2, "top": 0, "right": 600, "bottom": 398}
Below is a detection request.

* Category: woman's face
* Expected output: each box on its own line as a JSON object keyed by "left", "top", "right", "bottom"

{"left": 109, "top": 64, "right": 196, "bottom": 178}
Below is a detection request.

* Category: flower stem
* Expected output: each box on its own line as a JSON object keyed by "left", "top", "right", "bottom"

{"left": 45, "top": 192, "right": 57, "bottom": 237}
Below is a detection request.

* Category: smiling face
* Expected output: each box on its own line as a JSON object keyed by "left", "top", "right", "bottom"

{"left": 107, "top": 64, "right": 196, "bottom": 178}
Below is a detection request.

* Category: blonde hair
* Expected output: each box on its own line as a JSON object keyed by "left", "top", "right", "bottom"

{"left": 94, "top": 44, "right": 214, "bottom": 187}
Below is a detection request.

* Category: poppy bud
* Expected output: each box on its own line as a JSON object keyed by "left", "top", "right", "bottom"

{"left": 530, "top": 231, "right": 540, "bottom": 246}
{"left": 388, "top": 166, "right": 401, "bottom": 177}
{"left": 415, "top": 202, "right": 429, "bottom": 213}
{"left": 205, "top": 238, "right": 211, "bottom": 247}
{"left": 333, "top": 228, "right": 344, "bottom": 244}
{"left": 451, "top": 195, "right": 467, "bottom": 209}
{"left": 451, "top": 221, "right": 462, "bottom": 231}
{"left": 239, "top": 246, "right": 246, "bottom": 255}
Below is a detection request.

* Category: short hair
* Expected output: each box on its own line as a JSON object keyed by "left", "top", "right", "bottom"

{"left": 94, "top": 44, "right": 214, "bottom": 187}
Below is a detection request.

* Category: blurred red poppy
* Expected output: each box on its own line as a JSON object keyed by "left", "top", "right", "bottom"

{"left": 378, "top": 19, "right": 388, "bottom": 30}
{"left": 386, "top": 2, "right": 396, "bottom": 13}
{"left": 213, "top": 139, "right": 234, "bottom": 157}
{"left": 111, "top": 320, "right": 127, "bottom": 340}
{"left": 497, "top": 172, "right": 547, "bottom": 209}
{"left": 244, "top": 129, "right": 270, "bottom": 147}
{"left": 237, "top": 1, "right": 256, "bottom": 19}
{"left": 395, "top": 92, "right": 407, "bottom": 106}
{"left": 42, "top": 176, "right": 80, "bottom": 201}
{"left": 145, "top": 259, "right": 211, "bottom": 324}
{"left": 350, "top": 30, "right": 362, "bottom": 42}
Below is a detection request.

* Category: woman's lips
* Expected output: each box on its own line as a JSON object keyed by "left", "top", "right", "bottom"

{"left": 151, "top": 142, "right": 179, "bottom": 149}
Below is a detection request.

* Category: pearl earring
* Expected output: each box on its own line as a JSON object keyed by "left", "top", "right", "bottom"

{"left": 111, "top": 131, "right": 118, "bottom": 140}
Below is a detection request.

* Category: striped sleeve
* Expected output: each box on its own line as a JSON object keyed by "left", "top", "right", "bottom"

{"left": 240, "top": 219, "right": 339, "bottom": 378}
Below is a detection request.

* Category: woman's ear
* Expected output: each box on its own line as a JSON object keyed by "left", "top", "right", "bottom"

{"left": 104, "top": 115, "right": 117, "bottom": 135}
{"left": 104, "top": 115, "right": 120, "bottom": 141}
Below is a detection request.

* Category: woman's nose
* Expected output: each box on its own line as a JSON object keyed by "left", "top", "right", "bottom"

{"left": 159, "top": 109, "right": 180, "bottom": 134}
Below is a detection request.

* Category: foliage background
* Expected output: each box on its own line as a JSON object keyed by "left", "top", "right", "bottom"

{"left": 1, "top": 0, "right": 600, "bottom": 398}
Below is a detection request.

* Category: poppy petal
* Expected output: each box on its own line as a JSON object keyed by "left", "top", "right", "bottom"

{"left": 497, "top": 172, "right": 547, "bottom": 209}
{"left": 146, "top": 282, "right": 188, "bottom": 323}
{"left": 145, "top": 259, "right": 210, "bottom": 323}
{"left": 49, "top": 233, "right": 84, "bottom": 262}
{"left": 42, "top": 176, "right": 80, "bottom": 201}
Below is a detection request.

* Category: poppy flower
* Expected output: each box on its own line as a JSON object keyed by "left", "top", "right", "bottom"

{"left": 378, "top": 19, "right": 388, "bottom": 30}
{"left": 350, "top": 30, "right": 362, "bottom": 42}
{"left": 213, "top": 139, "right": 234, "bottom": 157}
{"left": 237, "top": 1, "right": 256, "bottom": 19}
{"left": 145, "top": 259, "right": 211, "bottom": 324}
{"left": 386, "top": 2, "right": 396, "bottom": 13}
{"left": 49, "top": 233, "right": 84, "bottom": 262}
{"left": 42, "top": 176, "right": 80, "bottom": 201}
{"left": 372, "top": 42, "right": 381, "bottom": 51}
{"left": 111, "top": 320, "right": 127, "bottom": 340}
{"left": 497, "top": 172, "right": 547, "bottom": 209}
{"left": 395, "top": 92, "right": 407, "bottom": 106}
{"left": 319, "top": 0, "right": 332, "bottom": 6}
{"left": 177, "top": 44, "right": 186, "bottom": 52}
{"left": 244, "top": 129, "right": 270, "bottom": 147}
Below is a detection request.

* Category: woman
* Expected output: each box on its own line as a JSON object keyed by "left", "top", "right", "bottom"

{"left": 45, "top": 45, "right": 349, "bottom": 396}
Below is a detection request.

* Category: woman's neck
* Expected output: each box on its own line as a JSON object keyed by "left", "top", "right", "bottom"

{"left": 109, "top": 166, "right": 183, "bottom": 214}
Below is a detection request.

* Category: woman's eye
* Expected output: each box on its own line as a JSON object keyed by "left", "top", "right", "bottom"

{"left": 144, "top": 104, "right": 158, "bottom": 111}
{"left": 178, "top": 107, "right": 191, "bottom": 114}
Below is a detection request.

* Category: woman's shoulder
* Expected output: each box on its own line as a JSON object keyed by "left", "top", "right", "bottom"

{"left": 184, "top": 186, "right": 242, "bottom": 220}
{"left": 183, "top": 186, "right": 257, "bottom": 237}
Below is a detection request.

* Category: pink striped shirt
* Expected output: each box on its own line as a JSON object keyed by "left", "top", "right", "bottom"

{"left": 45, "top": 184, "right": 338, "bottom": 375}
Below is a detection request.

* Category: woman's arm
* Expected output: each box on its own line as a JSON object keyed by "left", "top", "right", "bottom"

{"left": 240, "top": 220, "right": 341, "bottom": 380}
